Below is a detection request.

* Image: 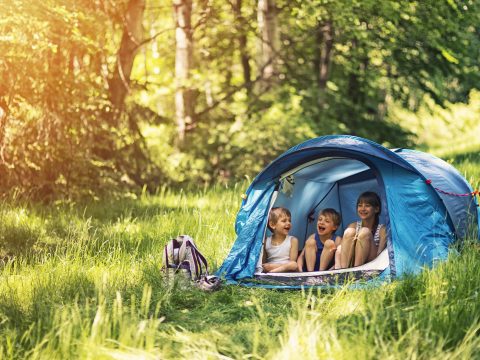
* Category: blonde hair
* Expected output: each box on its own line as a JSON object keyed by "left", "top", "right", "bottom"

{"left": 319, "top": 208, "right": 341, "bottom": 227}
{"left": 268, "top": 207, "right": 291, "bottom": 230}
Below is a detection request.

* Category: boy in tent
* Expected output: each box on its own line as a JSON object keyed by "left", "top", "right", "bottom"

{"left": 297, "top": 208, "right": 342, "bottom": 271}
{"left": 261, "top": 207, "right": 299, "bottom": 273}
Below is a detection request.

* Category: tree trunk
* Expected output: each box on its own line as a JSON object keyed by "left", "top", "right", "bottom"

{"left": 233, "top": 0, "right": 252, "bottom": 96}
{"left": 347, "top": 39, "right": 360, "bottom": 132}
{"left": 315, "top": 20, "right": 333, "bottom": 109}
{"left": 0, "top": 97, "right": 8, "bottom": 166}
{"left": 257, "top": 0, "right": 279, "bottom": 82}
{"left": 108, "top": 0, "right": 145, "bottom": 121}
{"left": 173, "top": 0, "right": 194, "bottom": 147}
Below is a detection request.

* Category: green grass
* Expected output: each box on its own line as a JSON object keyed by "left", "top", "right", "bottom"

{"left": 0, "top": 155, "right": 479, "bottom": 359}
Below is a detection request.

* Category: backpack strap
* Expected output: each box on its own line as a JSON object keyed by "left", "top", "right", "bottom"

{"left": 185, "top": 239, "right": 209, "bottom": 278}
{"left": 163, "top": 237, "right": 183, "bottom": 268}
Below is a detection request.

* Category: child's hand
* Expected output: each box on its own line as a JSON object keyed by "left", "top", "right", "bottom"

{"left": 325, "top": 240, "right": 336, "bottom": 253}
{"left": 262, "top": 263, "right": 275, "bottom": 273}
{"left": 296, "top": 257, "right": 303, "bottom": 272}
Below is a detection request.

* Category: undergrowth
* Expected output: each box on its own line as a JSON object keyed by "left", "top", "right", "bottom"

{"left": 0, "top": 154, "right": 478, "bottom": 359}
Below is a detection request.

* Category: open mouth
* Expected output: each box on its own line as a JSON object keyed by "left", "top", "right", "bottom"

{"left": 318, "top": 226, "right": 326, "bottom": 232}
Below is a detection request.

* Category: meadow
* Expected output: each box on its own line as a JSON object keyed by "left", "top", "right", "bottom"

{"left": 0, "top": 152, "right": 479, "bottom": 359}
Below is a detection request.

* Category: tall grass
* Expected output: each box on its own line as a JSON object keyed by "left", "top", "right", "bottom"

{"left": 0, "top": 156, "right": 479, "bottom": 359}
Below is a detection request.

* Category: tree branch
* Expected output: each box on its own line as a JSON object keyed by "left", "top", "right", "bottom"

{"left": 133, "top": 27, "right": 175, "bottom": 52}
{"left": 195, "top": 57, "right": 275, "bottom": 119}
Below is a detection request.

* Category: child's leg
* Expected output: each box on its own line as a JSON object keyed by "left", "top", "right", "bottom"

{"left": 296, "top": 249, "right": 305, "bottom": 272}
{"left": 304, "top": 237, "right": 318, "bottom": 272}
{"left": 354, "top": 228, "right": 373, "bottom": 266}
{"left": 340, "top": 228, "right": 356, "bottom": 268}
{"left": 368, "top": 242, "right": 379, "bottom": 262}
{"left": 334, "top": 244, "right": 342, "bottom": 270}
{"left": 319, "top": 239, "right": 336, "bottom": 271}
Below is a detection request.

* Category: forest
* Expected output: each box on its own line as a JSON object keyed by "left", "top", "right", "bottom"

{"left": 1, "top": 0, "right": 480, "bottom": 200}
{"left": 1, "top": 1, "right": 480, "bottom": 359}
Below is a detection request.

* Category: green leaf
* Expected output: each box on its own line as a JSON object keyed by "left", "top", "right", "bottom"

{"left": 440, "top": 48, "right": 460, "bottom": 64}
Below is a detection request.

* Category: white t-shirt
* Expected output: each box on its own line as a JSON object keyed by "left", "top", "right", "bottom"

{"left": 264, "top": 235, "right": 292, "bottom": 264}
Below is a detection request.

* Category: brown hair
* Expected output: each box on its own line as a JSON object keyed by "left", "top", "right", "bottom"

{"left": 268, "top": 207, "right": 291, "bottom": 230}
{"left": 319, "top": 208, "right": 341, "bottom": 227}
{"left": 357, "top": 191, "right": 381, "bottom": 231}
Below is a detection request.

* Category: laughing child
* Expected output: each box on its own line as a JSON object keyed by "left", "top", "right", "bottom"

{"left": 297, "top": 208, "right": 342, "bottom": 271}
{"left": 262, "top": 207, "right": 299, "bottom": 273}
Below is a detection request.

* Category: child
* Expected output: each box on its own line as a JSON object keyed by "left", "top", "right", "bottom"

{"left": 297, "top": 208, "right": 342, "bottom": 272}
{"left": 262, "top": 207, "right": 299, "bottom": 273}
{"left": 337, "top": 191, "right": 387, "bottom": 269}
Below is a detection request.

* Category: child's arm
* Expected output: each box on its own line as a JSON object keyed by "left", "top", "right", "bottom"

{"left": 289, "top": 236, "right": 299, "bottom": 261}
{"left": 262, "top": 262, "right": 281, "bottom": 272}
{"left": 297, "top": 248, "right": 305, "bottom": 272}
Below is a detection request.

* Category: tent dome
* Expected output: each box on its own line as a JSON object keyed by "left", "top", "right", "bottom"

{"left": 218, "top": 135, "right": 479, "bottom": 288}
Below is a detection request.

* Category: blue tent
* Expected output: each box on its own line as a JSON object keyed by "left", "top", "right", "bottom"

{"left": 217, "top": 135, "right": 479, "bottom": 288}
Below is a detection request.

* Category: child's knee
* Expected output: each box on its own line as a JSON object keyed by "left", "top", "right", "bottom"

{"left": 324, "top": 239, "right": 336, "bottom": 251}
{"left": 305, "top": 238, "right": 316, "bottom": 249}
{"left": 343, "top": 228, "right": 356, "bottom": 239}
{"left": 356, "top": 229, "right": 373, "bottom": 250}
{"left": 358, "top": 227, "right": 372, "bottom": 239}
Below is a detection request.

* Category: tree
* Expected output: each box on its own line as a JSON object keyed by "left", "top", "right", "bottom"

{"left": 108, "top": 0, "right": 146, "bottom": 122}
{"left": 0, "top": 0, "right": 153, "bottom": 198}
{"left": 257, "top": 0, "right": 279, "bottom": 82}
{"left": 233, "top": 0, "right": 252, "bottom": 96}
{"left": 173, "top": 0, "right": 194, "bottom": 146}
{"left": 314, "top": 19, "right": 333, "bottom": 109}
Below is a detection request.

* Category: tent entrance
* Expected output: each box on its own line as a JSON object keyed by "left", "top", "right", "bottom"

{"left": 256, "top": 156, "right": 390, "bottom": 279}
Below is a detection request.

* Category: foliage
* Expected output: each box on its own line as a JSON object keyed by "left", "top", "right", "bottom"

{"left": 1, "top": 0, "right": 480, "bottom": 198}
{"left": 0, "top": 0, "right": 153, "bottom": 200}
{"left": 390, "top": 89, "right": 480, "bottom": 156}
{"left": 281, "top": 0, "right": 480, "bottom": 141}
{"left": 133, "top": 0, "right": 480, "bottom": 186}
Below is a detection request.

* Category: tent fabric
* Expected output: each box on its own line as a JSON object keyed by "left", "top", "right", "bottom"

{"left": 217, "top": 135, "right": 479, "bottom": 287}
{"left": 220, "top": 184, "right": 276, "bottom": 280}
{"left": 253, "top": 136, "right": 421, "bottom": 184}
{"left": 394, "top": 149, "right": 478, "bottom": 239}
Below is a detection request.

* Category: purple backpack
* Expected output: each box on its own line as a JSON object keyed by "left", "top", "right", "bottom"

{"left": 162, "top": 235, "right": 221, "bottom": 291}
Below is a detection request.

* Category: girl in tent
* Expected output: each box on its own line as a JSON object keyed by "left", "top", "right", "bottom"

{"left": 262, "top": 207, "right": 299, "bottom": 273}
{"left": 337, "top": 192, "right": 387, "bottom": 268}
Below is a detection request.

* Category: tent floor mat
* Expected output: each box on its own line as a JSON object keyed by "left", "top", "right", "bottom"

{"left": 251, "top": 269, "right": 383, "bottom": 286}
